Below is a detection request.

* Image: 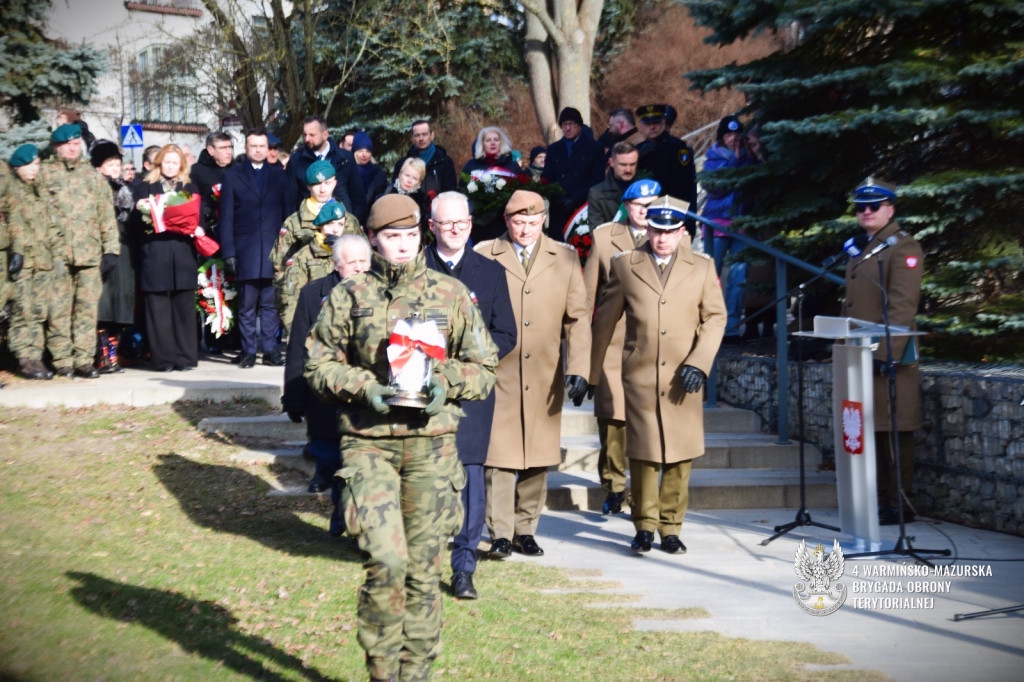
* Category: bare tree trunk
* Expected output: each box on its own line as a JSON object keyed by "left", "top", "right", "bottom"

{"left": 524, "top": 12, "right": 558, "bottom": 143}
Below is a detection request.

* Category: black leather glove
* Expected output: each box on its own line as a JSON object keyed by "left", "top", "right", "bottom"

{"left": 8, "top": 253, "right": 24, "bottom": 278}
{"left": 565, "top": 374, "right": 590, "bottom": 407}
{"left": 286, "top": 410, "right": 303, "bottom": 423}
{"left": 223, "top": 256, "right": 238, "bottom": 276}
{"left": 679, "top": 365, "right": 706, "bottom": 394}
{"left": 423, "top": 375, "right": 447, "bottom": 416}
{"left": 364, "top": 382, "right": 396, "bottom": 414}
{"left": 100, "top": 253, "right": 118, "bottom": 280}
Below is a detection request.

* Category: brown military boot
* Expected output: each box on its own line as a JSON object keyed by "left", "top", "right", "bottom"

{"left": 20, "top": 358, "right": 54, "bottom": 380}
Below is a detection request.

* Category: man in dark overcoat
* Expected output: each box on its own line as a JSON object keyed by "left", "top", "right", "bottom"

{"left": 424, "top": 191, "right": 516, "bottom": 600}
{"left": 542, "top": 107, "right": 606, "bottom": 239}
{"left": 287, "top": 115, "right": 367, "bottom": 224}
{"left": 220, "top": 128, "right": 292, "bottom": 368}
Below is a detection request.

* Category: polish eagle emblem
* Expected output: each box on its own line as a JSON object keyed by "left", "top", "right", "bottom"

{"left": 792, "top": 539, "right": 848, "bottom": 616}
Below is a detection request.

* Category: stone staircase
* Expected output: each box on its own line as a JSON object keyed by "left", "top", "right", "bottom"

{"left": 198, "top": 402, "right": 837, "bottom": 510}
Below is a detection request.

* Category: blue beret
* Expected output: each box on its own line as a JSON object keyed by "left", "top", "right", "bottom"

{"left": 305, "top": 159, "right": 336, "bottom": 185}
{"left": 622, "top": 179, "right": 661, "bottom": 202}
{"left": 853, "top": 176, "right": 897, "bottom": 203}
{"left": 313, "top": 200, "right": 346, "bottom": 226}
{"left": 645, "top": 195, "right": 690, "bottom": 230}
{"left": 9, "top": 144, "right": 39, "bottom": 168}
{"left": 51, "top": 123, "right": 82, "bottom": 144}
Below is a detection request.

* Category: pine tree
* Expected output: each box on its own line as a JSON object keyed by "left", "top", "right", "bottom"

{"left": 684, "top": 0, "right": 1024, "bottom": 360}
{"left": 0, "top": 0, "right": 105, "bottom": 154}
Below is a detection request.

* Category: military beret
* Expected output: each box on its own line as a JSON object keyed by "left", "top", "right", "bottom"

{"left": 367, "top": 194, "right": 420, "bottom": 231}
{"left": 645, "top": 195, "right": 691, "bottom": 230}
{"left": 9, "top": 144, "right": 39, "bottom": 168}
{"left": 635, "top": 104, "right": 667, "bottom": 123}
{"left": 622, "top": 178, "right": 661, "bottom": 203}
{"left": 51, "top": 123, "right": 83, "bottom": 144}
{"left": 305, "top": 159, "right": 336, "bottom": 185}
{"left": 351, "top": 131, "right": 373, "bottom": 153}
{"left": 558, "top": 107, "right": 584, "bottom": 126}
{"left": 266, "top": 132, "right": 281, "bottom": 149}
{"left": 313, "top": 200, "right": 346, "bottom": 226}
{"left": 853, "top": 176, "right": 897, "bottom": 203}
{"left": 504, "top": 189, "right": 545, "bottom": 216}
{"left": 89, "top": 139, "right": 122, "bottom": 168}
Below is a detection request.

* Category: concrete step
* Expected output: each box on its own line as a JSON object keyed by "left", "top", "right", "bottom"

{"left": 199, "top": 414, "right": 305, "bottom": 440}
{"left": 561, "top": 432, "right": 819, "bottom": 472}
{"left": 560, "top": 403, "right": 760, "bottom": 437}
{"left": 546, "top": 469, "right": 837, "bottom": 512}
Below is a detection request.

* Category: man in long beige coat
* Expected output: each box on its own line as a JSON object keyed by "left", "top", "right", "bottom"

{"left": 583, "top": 178, "right": 660, "bottom": 515}
{"left": 475, "top": 190, "right": 591, "bottom": 558}
{"left": 590, "top": 196, "right": 726, "bottom": 554}
{"left": 842, "top": 177, "right": 924, "bottom": 526}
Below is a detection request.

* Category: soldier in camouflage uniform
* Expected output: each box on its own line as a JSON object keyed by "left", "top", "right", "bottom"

{"left": 271, "top": 160, "right": 360, "bottom": 342}
{"left": 37, "top": 123, "right": 120, "bottom": 378}
{"left": 304, "top": 194, "right": 498, "bottom": 682}
{"left": 5, "top": 145, "right": 65, "bottom": 379}
{"left": 1, "top": 156, "right": 12, "bottom": 321}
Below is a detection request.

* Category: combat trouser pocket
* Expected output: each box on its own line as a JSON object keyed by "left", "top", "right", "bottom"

{"left": 336, "top": 464, "right": 370, "bottom": 537}
{"left": 443, "top": 459, "right": 468, "bottom": 536}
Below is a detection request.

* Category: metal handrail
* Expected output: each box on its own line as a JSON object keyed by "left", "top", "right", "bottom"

{"left": 686, "top": 210, "right": 845, "bottom": 444}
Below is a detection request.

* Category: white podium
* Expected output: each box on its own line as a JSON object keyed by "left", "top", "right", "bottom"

{"left": 799, "top": 316, "right": 922, "bottom": 552}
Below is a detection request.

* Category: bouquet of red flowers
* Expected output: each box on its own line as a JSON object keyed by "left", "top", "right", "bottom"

{"left": 564, "top": 203, "right": 594, "bottom": 267}
{"left": 137, "top": 191, "right": 220, "bottom": 257}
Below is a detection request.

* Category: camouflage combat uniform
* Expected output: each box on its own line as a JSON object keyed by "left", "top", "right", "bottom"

{"left": 5, "top": 171, "right": 66, "bottom": 363}
{"left": 0, "top": 166, "right": 12, "bottom": 313}
{"left": 270, "top": 199, "right": 360, "bottom": 337}
{"left": 38, "top": 156, "right": 119, "bottom": 370}
{"left": 279, "top": 234, "right": 335, "bottom": 333}
{"left": 304, "top": 250, "right": 498, "bottom": 682}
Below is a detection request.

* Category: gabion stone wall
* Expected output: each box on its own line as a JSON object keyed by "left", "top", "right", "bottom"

{"left": 715, "top": 354, "right": 1024, "bottom": 536}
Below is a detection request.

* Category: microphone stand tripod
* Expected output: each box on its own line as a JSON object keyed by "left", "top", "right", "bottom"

{"left": 847, "top": 255, "right": 949, "bottom": 564}
{"left": 760, "top": 265, "right": 840, "bottom": 546}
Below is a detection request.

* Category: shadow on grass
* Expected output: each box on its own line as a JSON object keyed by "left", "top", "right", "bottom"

{"left": 153, "top": 452, "right": 362, "bottom": 562}
{"left": 66, "top": 571, "right": 331, "bottom": 681}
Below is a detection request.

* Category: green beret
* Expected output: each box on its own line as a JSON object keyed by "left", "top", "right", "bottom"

{"left": 305, "top": 159, "right": 336, "bottom": 185}
{"left": 9, "top": 144, "right": 39, "bottom": 168}
{"left": 51, "top": 123, "right": 83, "bottom": 144}
{"left": 313, "top": 200, "right": 346, "bottom": 227}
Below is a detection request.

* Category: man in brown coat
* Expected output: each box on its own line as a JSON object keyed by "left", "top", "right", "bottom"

{"left": 842, "top": 177, "right": 924, "bottom": 526}
{"left": 475, "top": 190, "right": 591, "bottom": 558}
{"left": 590, "top": 196, "right": 726, "bottom": 554}
{"left": 583, "top": 178, "right": 661, "bottom": 514}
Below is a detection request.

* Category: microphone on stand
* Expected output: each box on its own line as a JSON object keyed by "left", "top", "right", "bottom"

{"left": 856, "top": 235, "right": 900, "bottom": 264}
{"left": 821, "top": 233, "right": 870, "bottom": 268}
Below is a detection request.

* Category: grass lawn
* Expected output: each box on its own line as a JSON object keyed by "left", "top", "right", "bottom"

{"left": 0, "top": 401, "right": 883, "bottom": 681}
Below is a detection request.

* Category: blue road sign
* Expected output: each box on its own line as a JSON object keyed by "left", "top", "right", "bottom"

{"left": 121, "top": 124, "right": 144, "bottom": 148}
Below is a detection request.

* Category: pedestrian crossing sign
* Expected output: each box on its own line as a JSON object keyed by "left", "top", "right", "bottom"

{"left": 121, "top": 124, "right": 144, "bottom": 148}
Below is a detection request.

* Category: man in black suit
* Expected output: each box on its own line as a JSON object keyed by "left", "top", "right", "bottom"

{"left": 424, "top": 191, "right": 517, "bottom": 600}
{"left": 287, "top": 115, "right": 367, "bottom": 224}
{"left": 220, "top": 129, "right": 293, "bottom": 368}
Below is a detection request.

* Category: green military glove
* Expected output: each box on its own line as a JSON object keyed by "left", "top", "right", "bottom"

{"left": 424, "top": 375, "right": 447, "bottom": 416}
{"left": 364, "top": 382, "right": 397, "bottom": 414}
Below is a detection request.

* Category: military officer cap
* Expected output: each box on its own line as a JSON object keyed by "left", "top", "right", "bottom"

{"left": 51, "top": 123, "right": 83, "bottom": 144}
{"left": 622, "top": 178, "right": 661, "bottom": 204}
{"left": 305, "top": 159, "right": 336, "bottom": 185}
{"left": 367, "top": 194, "right": 420, "bottom": 231}
{"left": 635, "top": 104, "right": 668, "bottom": 123}
{"left": 853, "top": 176, "right": 897, "bottom": 203}
{"left": 504, "top": 189, "right": 546, "bottom": 216}
{"left": 645, "top": 196, "right": 690, "bottom": 230}
{"left": 9, "top": 144, "right": 39, "bottom": 168}
{"left": 266, "top": 132, "right": 281, "bottom": 149}
{"left": 89, "top": 139, "right": 122, "bottom": 168}
{"left": 313, "top": 200, "right": 346, "bottom": 227}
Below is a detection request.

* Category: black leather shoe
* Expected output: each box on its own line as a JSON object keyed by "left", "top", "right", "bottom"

{"left": 661, "top": 535, "right": 687, "bottom": 554}
{"left": 631, "top": 530, "right": 654, "bottom": 554}
{"left": 74, "top": 365, "right": 99, "bottom": 379}
{"left": 451, "top": 571, "right": 478, "bottom": 599}
{"left": 307, "top": 473, "right": 329, "bottom": 494}
{"left": 263, "top": 350, "right": 285, "bottom": 366}
{"left": 55, "top": 367, "right": 73, "bottom": 378}
{"left": 487, "top": 538, "right": 513, "bottom": 560}
{"left": 238, "top": 353, "right": 257, "bottom": 369}
{"left": 602, "top": 491, "right": 625, "bottom": 515}
{"left": 512, "top": 534, "right": 544, "bottom": 556}
{"left": 175, "top": 364, "right": 194, "bottom": 372}
{"left": 20, "top": 359, "right": 53, "bottom": 380}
